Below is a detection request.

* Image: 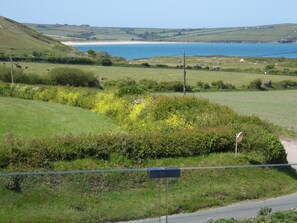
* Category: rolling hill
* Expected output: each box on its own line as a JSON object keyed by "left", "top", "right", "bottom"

{"left": 0, "top": 16, "right": 78, "bottom": 57}
{"left": 26, "top": 23, "right": 297, "bottom": 43}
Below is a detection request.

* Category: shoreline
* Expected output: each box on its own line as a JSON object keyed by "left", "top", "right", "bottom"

{"left": 61, "top": 40, "right": 297, "bottom": 46}
{"left": 62, "top": 40, "right": 185, "bottom": 46}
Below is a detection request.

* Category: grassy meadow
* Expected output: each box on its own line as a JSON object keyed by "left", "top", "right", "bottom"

{"left": 15, "top": 61, "right": 297, "bottom": 88}
{"left": 195, "top": 90, "right": 297, "bottom": 133}
{"left": 0, "top": 97, "right": 122, "bottom": 138}
{"left": 131, "top": 56, "right": 297, "bottom": 70}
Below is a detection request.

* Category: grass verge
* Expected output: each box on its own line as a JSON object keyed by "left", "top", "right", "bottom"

{"left": 0, "top": 153, "right": 297, "bottom": 222}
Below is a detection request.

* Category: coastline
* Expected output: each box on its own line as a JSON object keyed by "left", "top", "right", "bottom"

{"left": 61, "top": 40, "right": 295, "bottom": 46}
{"left": 62, "top": 40, "right": 186, "bottom": 46}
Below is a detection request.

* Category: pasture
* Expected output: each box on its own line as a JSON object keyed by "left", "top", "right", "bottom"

{"left": 131, "top": 56, "right": 297, "bottom": 70}
{"left": 0, "top": 96, "right": 122, "bottom": 138}
{"left": 16, "top": 62, "right": 297, "bottom": 87}
{"left": 196, "top": 90, "right": 297, "bottom": 133}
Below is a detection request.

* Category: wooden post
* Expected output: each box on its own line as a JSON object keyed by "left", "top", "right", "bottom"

{"left": 10, "top": 50, "right": 13, "bottom": 84}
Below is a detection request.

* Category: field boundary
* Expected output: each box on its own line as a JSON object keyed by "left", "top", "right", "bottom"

{"left": 1, "top": 163, "right": 296, "bottom": 177}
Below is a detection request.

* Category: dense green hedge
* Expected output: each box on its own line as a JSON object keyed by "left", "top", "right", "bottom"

{"left": 0, "top": 127, "right": 286, "bottom": 168}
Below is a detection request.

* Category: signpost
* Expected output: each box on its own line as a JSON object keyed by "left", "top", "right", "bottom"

{"left": 147, "top": 168, "right": 181, "bottom": 223}
{"left": 235, "top": 132, "right": 244, "bottom": 156}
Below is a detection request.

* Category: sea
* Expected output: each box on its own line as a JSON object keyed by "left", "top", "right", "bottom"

{"left": 74, "top": 43, "right": 297, "bottom": 60}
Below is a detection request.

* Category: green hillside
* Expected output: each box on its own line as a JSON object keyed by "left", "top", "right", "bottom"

{"left": 26, "top": 23, "right": 297, "bottom": 43}
{"left": 0, "top": 16, "right": 77, "bottom": 57}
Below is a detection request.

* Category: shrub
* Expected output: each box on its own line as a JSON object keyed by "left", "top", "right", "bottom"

{"left": 116, "top": 86, "right": 145, "bottom": 97}
{"left": 248, "top": 79, "right": 263, "bottom": 90}
{"left": 159, "top": 81, "right": 193, "bottom": 92}
{"left": 138, "top": 79, "right": 160, "bottom": 91}
{"left": 47, "top": 67, "right": 101, "bottom": 88}
{"left": 0, "top": 126, "right": 286, "bottom": 168}
{"left": 211, "top": 80, "right": 235, "bottom": 90}
{"left": 100, "top": 57, "right": 113, "bottom": 66}
{"left": 141, "top": 62, "right": 151, "bottom": 67}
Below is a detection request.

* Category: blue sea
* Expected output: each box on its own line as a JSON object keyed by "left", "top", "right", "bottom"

{"left": 74, "top": 43, "right": 297, "bottom": 60}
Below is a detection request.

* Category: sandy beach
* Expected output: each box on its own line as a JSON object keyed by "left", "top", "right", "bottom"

{"left": 62, "top": 40, "right": 184, "bottom": 46}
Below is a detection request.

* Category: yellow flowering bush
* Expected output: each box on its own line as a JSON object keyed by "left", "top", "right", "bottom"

{"left": 92, "top": 92, "right": 131, "bottom": 123}
{"left": 157, "top": 112, "right": 193, "bottom": 131}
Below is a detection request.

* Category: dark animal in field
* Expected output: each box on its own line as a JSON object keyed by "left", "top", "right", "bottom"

{"left": 194, "top": 64, "right": 202, "bottom": 69}
{"left": 100, "top": 77, "right": 107, "bottom": 80}
{"left": 3, "top": 62, "right": 5, "bottom": 64}
{"left": 25, "top": 66, "right": 28, "bottom": 69}
{"left": 16, "top": 65, "right": 22, "bottom": 69}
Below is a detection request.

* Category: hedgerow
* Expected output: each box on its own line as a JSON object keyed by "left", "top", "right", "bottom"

{"left": 0, "top": 81, "right": 287, "bottom": 165}
{"left": 0, "top": 127, "right": 284, "bottom": 168}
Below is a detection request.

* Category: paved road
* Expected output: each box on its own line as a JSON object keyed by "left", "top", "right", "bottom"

{"left": 121, "top": 192, "right": 297, "bottom": 223}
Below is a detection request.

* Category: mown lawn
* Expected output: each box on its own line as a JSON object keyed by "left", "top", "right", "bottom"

{"left": 0, "top": 96, "right": 123, "bottom": 138}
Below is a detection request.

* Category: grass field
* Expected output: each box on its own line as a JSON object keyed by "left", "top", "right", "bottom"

{"left": 131, "top": 56, "right": 297, "bottom": 70}
{"left": 193, "top": 90, "right": 297, "bottom": 132}
{"left": 0, "top": 97, "right": 122, "bottom": 138}
{"left": 17, "top": 62, "right": 297, "bottom": 87}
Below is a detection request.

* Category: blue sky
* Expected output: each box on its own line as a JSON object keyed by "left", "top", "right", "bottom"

{"left": 1, "top": 0, "right": 297, "bottom": 28}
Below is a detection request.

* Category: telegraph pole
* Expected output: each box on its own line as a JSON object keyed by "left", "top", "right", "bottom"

{"left": 183, "top": 52, "right": 186, "bottom": 95}
{"left": 10, "top": 49, "right": 14, "bottom": 84}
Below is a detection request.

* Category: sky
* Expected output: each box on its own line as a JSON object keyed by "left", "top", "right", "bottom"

{"left": 1, "top": 0, "right": 297, "bottom": 28}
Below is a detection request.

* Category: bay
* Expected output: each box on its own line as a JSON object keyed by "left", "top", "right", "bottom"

{"left": 74, "top": 43, "right": 297, "bottom": 60}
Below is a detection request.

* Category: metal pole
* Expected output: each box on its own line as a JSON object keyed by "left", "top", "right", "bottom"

{"left": 235, "top": 136, "right": 238, "bottom": 156}
{"left": 159, "top": 178, "right": 162, "bottom": 223}
{"left": 166, "top": 178, "right": 169, "bottom": 223}
{"left": 183, "top": 52, "right": 186, "bottom": 95}
{"left": 10, "top": 50, "right": 13, "bottom": 84}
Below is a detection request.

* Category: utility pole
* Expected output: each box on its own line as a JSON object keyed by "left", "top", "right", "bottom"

{"left": 10, "top": 49, "right": 14, "bottom": 84}
{"left": 183, "top": 52, "right": 186, "bottom": 95}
